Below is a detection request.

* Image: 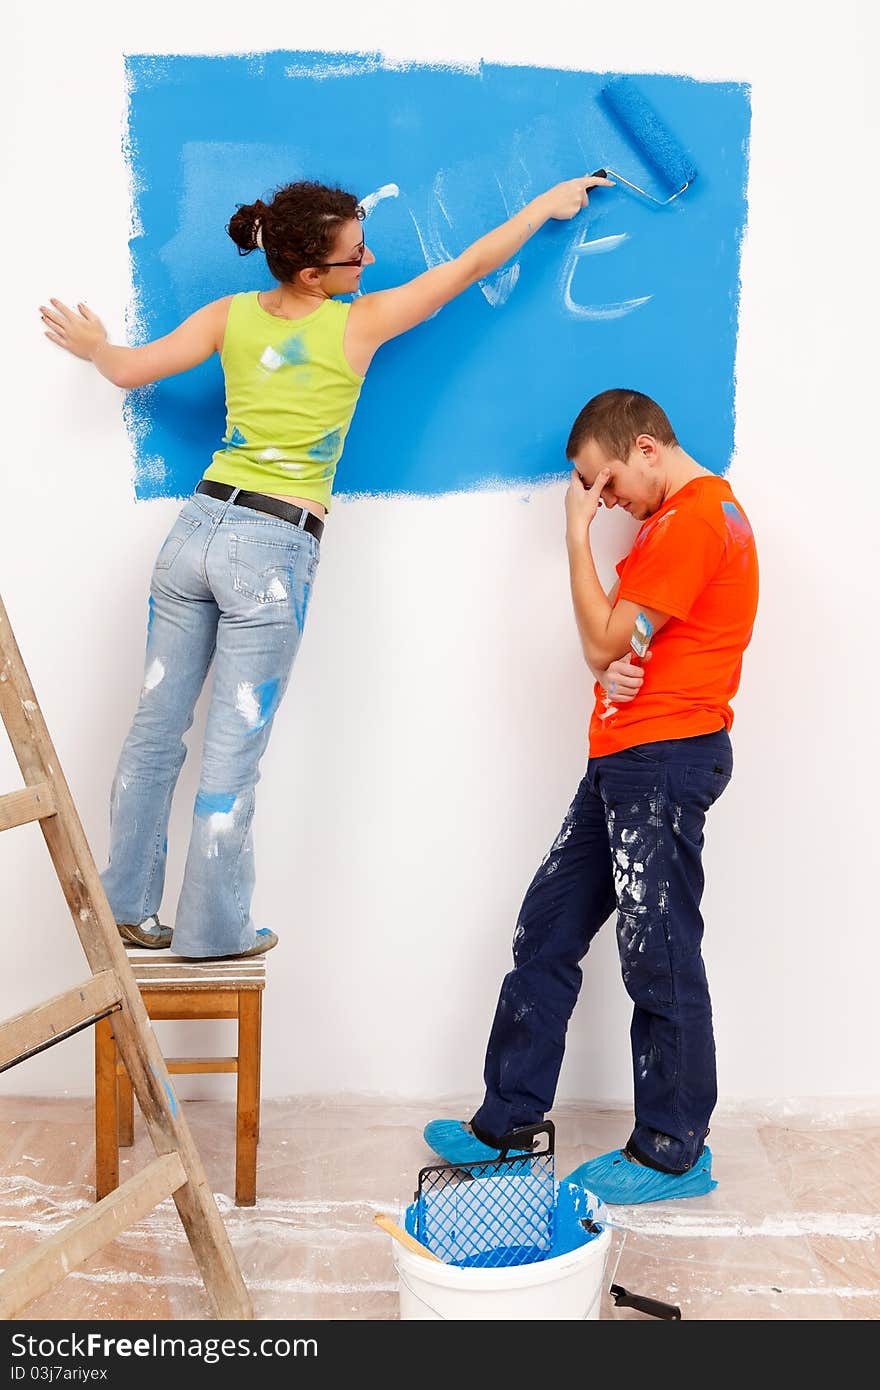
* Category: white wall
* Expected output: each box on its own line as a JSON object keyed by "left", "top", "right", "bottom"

{"left": 2, "top": 0, "right": 876, "bottom": 1111}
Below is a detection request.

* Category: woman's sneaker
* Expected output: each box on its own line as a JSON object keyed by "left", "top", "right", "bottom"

{"left": 117, "top": 915, "right": 172, "bottom": 949}
{"left": 240, "top": 929, "right": 278, "bottom": 958}
{"left": 178, "top": 929, "right": 279, "bottom": 962}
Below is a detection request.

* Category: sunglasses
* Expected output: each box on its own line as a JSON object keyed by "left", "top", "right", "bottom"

{"left": 321, "top": 238, "right": 366, "bottom": 269}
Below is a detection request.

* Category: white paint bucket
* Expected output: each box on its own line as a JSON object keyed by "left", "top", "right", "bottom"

{"left": 394, "top": 1183, "right": 612, "bottom": 1320}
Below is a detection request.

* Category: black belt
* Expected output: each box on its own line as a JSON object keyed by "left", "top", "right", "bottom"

{"left": 196, "top": 480, "right": 324, "bottom": 543}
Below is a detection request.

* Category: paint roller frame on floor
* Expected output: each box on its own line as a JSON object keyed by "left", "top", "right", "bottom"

{"left": 591, "top": 75, "right": 698, "bottom": 207}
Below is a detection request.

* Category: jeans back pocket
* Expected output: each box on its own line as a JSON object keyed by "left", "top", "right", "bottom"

{"left": 228, "top": 531, "right": 318, "bottom": 613}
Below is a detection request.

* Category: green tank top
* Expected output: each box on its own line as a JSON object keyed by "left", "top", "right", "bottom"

{"left": 203, "top": 291, "right": 364, "bottom": 511}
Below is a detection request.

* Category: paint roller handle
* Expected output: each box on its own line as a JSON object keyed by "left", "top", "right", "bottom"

{"left": 610, "top": 1283, "right": 682, "bottom": 1319}
{"left": 586, "top": 169, "right": 617, "bottom": 197}
{"left": 373, "top": 1212, "right": 443, "bottom": 1262}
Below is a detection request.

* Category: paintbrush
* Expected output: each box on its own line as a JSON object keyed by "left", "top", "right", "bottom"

{"left": 628, "top": 610, "right": 654, "bottom": 665}
{"left": 600, "top": 611, "right": 654, "bottom": 723}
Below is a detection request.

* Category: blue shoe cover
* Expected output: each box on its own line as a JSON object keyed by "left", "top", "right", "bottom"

{"left": 563, "top": 1146, "right": 717, "bottom": 1205}
{"left": 423, "top": 1119, "right": 530, "bottom": 1167}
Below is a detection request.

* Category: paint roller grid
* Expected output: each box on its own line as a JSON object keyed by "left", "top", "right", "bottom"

{"left": 416, "top": 1146, "right": 556, "bottom": 1268}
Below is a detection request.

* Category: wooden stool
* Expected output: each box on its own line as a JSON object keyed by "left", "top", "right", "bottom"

{"left": 95, "top": 950, "right": 266, "bottom": 1207}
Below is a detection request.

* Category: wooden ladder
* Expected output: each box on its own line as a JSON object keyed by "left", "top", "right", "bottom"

{"left": 0, "top": 592, "right": 252, "bottom": 1320}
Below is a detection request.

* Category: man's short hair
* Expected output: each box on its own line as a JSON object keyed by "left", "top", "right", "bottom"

{"left": 566, "top": 389, "right": 678, "bottom": 462}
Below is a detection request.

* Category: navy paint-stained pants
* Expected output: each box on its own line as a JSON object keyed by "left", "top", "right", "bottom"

{"left": 472, "top": 730, "right": 733, "bottom": 1175}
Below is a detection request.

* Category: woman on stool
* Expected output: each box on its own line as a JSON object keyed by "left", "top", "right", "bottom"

{"left": 40, "top": 172, "right": 611, "bottom": 959}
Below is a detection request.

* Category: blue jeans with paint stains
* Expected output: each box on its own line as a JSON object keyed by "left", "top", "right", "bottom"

{"left": 100, "top": 491, "right": 319, "bottom": 956}
{"left": 472, "top": 731, "right": 733, "bottom": 1174}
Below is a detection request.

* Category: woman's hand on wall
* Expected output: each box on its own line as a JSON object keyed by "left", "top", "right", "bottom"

{"left": 40, "top": 299, "right": 107, "bottom": 362}
{"left": 39, "top": 296, "right": 230, "bottom": 389}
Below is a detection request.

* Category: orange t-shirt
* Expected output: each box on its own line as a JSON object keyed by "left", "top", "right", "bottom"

{"left": 588, "top": 475, "right": 759, "bottom": 757}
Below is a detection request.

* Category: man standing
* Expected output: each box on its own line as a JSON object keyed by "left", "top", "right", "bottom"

{"left": 425, "top": 389, "right": 759, "bottom": 1203}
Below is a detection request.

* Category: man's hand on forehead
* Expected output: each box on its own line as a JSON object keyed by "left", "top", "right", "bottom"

{"left": 577, "top": 466, "right": 611, "bottom": 495}
{"left": 566, "top": 467, "right": 611, "bottom": 544}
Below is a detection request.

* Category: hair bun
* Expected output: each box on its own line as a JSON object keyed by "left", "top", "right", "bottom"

{"left": 227, "top": 200, "right": 267, "bottom": 256}
{"left": 225, "top": 181, "right": 360, "bottom": 281}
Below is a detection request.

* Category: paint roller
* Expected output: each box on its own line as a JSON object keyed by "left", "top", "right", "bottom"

{"left": 589, "top": 75, "right": 697, "bottom": 206}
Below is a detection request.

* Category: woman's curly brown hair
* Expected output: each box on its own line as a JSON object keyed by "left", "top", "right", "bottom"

{"left": 227, "top": 181, "right": 363, "bottom": 284}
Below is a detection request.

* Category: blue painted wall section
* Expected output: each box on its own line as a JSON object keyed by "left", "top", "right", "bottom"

{"left": 124, "top": 52, "right": 750, "bottom": 501}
